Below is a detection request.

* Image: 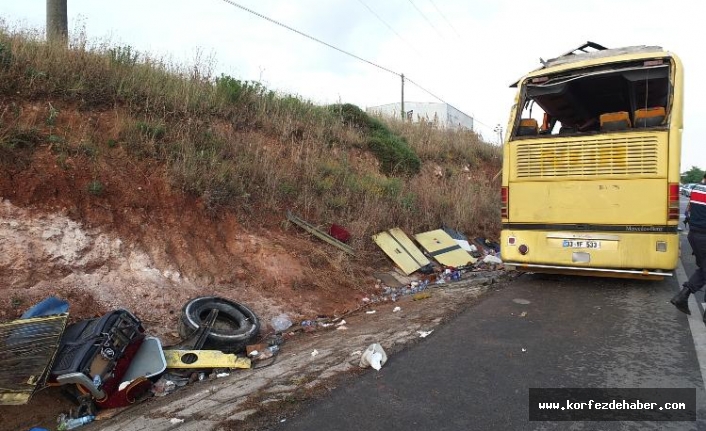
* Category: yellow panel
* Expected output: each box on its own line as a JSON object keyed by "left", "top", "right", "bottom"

{"left": 0, "top": 314, "right": 68, "bottom": 405}
{"left": 164, "top": 350, "right": 251, "bottom": 369}
{"left": 414, "top": 229, "right": 476, "bottom": 266}
{"left": 509, "top": 178, "right": 668, "bottom": 225}
{"left": 373, "top": 229, "right": 430, "bottom": 275}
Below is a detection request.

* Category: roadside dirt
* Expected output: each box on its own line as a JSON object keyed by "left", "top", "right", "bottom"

{"left": 0, "top": 103, "right": 502, "bottom": 430}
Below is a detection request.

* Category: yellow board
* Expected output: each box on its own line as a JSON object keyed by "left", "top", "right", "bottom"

{"left": 0, "top": 314, "right": 68, "bottom": 405}
{"left": 164, "top": 350, "right": 251, "bottom": 369}
{"left": 372, "top": 228, "right": 430, "bottom": 275}
{"left": 414, "top": 229, "right": 477, "bottom": 266}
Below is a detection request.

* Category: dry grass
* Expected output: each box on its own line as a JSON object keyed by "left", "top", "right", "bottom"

{"left": 0, "top": 25, "right": 502, "bottom": 249}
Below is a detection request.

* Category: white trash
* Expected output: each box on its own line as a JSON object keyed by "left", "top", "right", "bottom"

{"left": 359, "top": 343, "right": 388, "bottom": 371}
{"left": 271, "top": 314, "right": 293, "bottom": 332}
{"left": 393, "top": 306, "right": 401, "bottom": 313}
{"left": 483, "top": 255, "right": 503, "bottom": 265}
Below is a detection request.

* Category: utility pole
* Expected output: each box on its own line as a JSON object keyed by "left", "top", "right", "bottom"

{"left": 400, "top": 73, "right": 405, "bottom": 121}
{"left": 46, "top": 0, "right": 68, "bottom": 44}
{"left": 494, "top": 124, "right": 503, "bottom": 145}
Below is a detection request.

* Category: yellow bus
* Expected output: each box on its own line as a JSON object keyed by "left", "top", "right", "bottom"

{"left": 500, "top": 42, "right": 683, "bottom": 279}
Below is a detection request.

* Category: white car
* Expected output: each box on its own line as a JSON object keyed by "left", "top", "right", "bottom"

{"left": 682, "top": 183, "right": 699, "bottom": 197}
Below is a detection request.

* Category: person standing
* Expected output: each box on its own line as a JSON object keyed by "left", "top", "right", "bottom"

{"left": 672, "top": 173, "right": 706, "bottom": 320}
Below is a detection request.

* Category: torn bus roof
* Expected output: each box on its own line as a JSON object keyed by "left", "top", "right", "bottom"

{"left": 510, "top": 43, "right": 666, "bottom": 87}
{"left": 0, "top": 314, "right": 68, "bottom": 405}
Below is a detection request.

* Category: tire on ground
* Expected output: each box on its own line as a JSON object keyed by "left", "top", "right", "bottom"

{"left": 178, "top": 296, "right": 260, "bottom": 353}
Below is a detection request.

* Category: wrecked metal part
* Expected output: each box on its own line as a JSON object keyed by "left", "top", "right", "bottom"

{"left": 163, "top": 350, "right": 251, "bottom": 369}
{"left": 373, "top": 228, "right": 430, "bottom": 275}
{"left": 414, "top": 229, "right": 477, "bottom": 267}
{"left": 287, "top": 211, "right": 355, "bottom": 255}
{"left": 0, "top": 314, "right": 68, "bottom": 405}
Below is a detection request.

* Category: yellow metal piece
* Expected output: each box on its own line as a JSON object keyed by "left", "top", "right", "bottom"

{"left": 372, "top": 228, "right": 430, "bottom": 275}
{"left": 0, "top": 314, "right": 68, "bottom": 405}
{"left": 163, "top": 350, "right": 251, "bottom": 369}
{"left": 414, "top": 229, "right": 477, "bottom": 266}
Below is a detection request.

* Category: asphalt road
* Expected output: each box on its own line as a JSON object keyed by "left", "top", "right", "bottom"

{"left": 273, "top": 196, "right": 706, "bottom": 431}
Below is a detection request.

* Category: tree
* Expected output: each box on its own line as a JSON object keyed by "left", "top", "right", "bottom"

{"left": 681, "top": 166, "right": 704, "bottom": 184}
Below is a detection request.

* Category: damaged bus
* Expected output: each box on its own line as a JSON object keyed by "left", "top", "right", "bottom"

{"left": 500, "top": 42, "right": 683, "bottom": 279}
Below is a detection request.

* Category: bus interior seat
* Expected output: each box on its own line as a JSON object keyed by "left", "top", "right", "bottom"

{"left": 517, "top": 118, "right": 539, "bottom": 136}
{"left": 599, "top": 112, "right": 632, "bottom": 131}
{"left": 634, "top": 107, "right": 666, "bottom": 128}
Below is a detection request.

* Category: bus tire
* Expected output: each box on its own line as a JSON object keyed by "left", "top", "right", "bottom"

{"left": 179, "top": 296, "right": 260, "bottom": 353}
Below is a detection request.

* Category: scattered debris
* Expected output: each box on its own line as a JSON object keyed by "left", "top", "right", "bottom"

{"left": 57, "top": 413, "right": 95, "bottom": 430}
{"left": 311, "top": 350, "right": 319, "bottom": 357}
{"left": 366, "top": 310, "right": 377, "bottom": 314}
{"left": 513, "top": 299, "right": 531, "bottom": 305}
{"left": 414, "top": 229, "right": 477, "bottom": 266}
{"left": 287, "top": 211, "right": 355, "bottom": 255}
{"left": 328, "top": 223, "right": 351, "bottom": 243}
{"left": 520, "top": 311, "right": 528, "bottom": 318}
{"left": 335, "top": 319, "right": 347, "bottom": 326}
{"left": 336, "top": 326, "right": 348, "bottom": 331}
{"left": 483, "top": 255, "right": 503, "bottom": 265}
{"left": 522, "top": 348, "right": 527, "bottom": 353}
{"left": 271, "top": 314, "right": 293, "bottom": 332}
{"left": 359, "top": 343, "right": 387, "bottom": 371}
{"left": 170, "top": 418, "right": 185, "bottom": 425}
{"left": 393, "top": 306, "right": 402, "bottom": 313}
{"left": 417, "top": 330, "right": 434, "bottom": 338}
{"left": 413, "top": 292, "right": 432, "bottom": 301}
{"left": 373, "top": 228, "right": 431, "bottom": 275}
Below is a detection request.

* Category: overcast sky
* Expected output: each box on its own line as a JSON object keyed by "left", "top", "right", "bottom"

{"left": 2, "top": 0, "right": 704, "bottom": 171}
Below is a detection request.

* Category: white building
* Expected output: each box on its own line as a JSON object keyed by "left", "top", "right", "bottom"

{"left": 366, "top": 102, "right": 474, "bottom": 130}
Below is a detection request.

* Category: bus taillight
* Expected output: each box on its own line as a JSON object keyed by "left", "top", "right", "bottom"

{"left": 501, "top": 186, "right": 508, "bottom": 219}
{"left": 668, "top": 182, "right": 679, "bottom": 220}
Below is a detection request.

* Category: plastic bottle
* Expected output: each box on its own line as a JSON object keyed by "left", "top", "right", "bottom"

{"left": 59, "top": 415, "right": 95, "bottom": 430}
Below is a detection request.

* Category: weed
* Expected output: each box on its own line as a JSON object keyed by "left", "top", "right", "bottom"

{"left": 107, "top": 139, "right": 117, "bottom": 148}
{"left": 46, "top": 103, "right": 59, "bottom": 127}
{"left": 109, "top": 45, "right": 139, "bottom": 67}
{"left": 10, "top": 296, "right": 22, "bottom": 308}
{"left": 136, "top": 121, "right": 165, "bottom": 140}
{"left": 0, "top": 42, "right": 12, "bottom": 69}
{"left": 87, "top": 180, "right": 104, "bottom": 196}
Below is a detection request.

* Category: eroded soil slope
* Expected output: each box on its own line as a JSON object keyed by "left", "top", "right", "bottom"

{"left": 0, "top": 103, "right": 370, "bottom": 343}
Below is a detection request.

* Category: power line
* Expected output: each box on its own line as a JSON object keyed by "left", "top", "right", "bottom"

{"left": 355, "top": 0, "right": 423, "bottom": 59}
{"left": 406, "top": 0, "right": 446, "bottom": 41}
{"left": 216, "top": 0, "right": 498, "bottom": 136}
{"left": 427, "top": 0, "right": 463, "bottom": 40}
{"left": 218, "top": 0, "right": 399, "bottom": 77}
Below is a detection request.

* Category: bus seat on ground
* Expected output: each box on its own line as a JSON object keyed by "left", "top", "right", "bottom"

{"left": 634, "top": 107, "right": 666, "bottom": 128}
{"left": 517, "top": 119, "right": 538, "bottom": 136}
{"left": 600, "top": 112, "right": 631, "bottom": 131}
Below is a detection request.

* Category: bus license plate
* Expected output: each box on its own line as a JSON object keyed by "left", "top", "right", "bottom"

{"left": 562, "top": 240, "right": 600, "bottom": 249}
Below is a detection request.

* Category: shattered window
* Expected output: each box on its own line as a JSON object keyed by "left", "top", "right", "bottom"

{"left": 512, "top": 59, "right": 672, "bottom": 138}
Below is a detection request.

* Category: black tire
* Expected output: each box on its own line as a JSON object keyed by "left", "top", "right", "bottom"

{"left": 178, "top": 296, "right": 260, "bottom": 353}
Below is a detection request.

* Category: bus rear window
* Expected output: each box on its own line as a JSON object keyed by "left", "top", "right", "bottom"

{"left": 513, "top": 60, "right": 671, "bottom": 137}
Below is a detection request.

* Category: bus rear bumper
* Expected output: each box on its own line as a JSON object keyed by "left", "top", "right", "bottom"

{"left": 504, "top": 262, "right": 672, "bottom": 280}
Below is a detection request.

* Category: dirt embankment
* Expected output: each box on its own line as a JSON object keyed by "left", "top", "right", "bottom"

{"left": 0, "top": 103, "right": 372, "bottom": 342}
